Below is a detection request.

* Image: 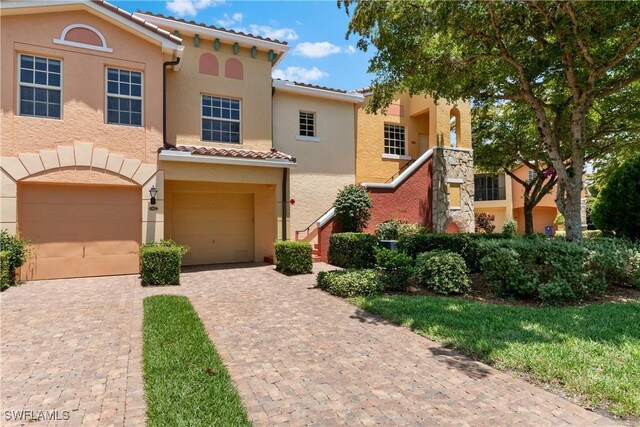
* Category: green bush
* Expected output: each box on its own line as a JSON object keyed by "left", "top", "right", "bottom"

{"left": 317, "top": 269, "right": 382, "bottom": 297}
{"left": 375, "top": 248, "right": 414, "bottom": 291}
{"left": 0, "top": 230, "right": 28, "bottom": 288}
{"left": 625, "top": 251, "right": 640, "bottom": 289}
{"left": 397, "top": 233, "right": 470, "bottom": 259}
{"left": 333, "top": 184, "right": 373, "bottom": 232}
{"left": 480, "top": 247, "right": 538, "bottom": 298}
{"left": 397, "top": 223, "right": 427, "bottom": 238}
{"left": 1, "top": 251, "right": 11, "bottom": 291}
{"left": 328, "top": 233, "right": 377, "bottom": 268}
{"left": 140, "top": 240, "right": 188, "bottom": 286}
{"left": 502, "top": 219, "right": 517, "bottom": 237}
{"left": 274, "top": 241, "right": 312, "bottom": 274}
{"left": 582, "top": 237, "right": 640, "bottom": 288}
{"left": 591, "top": 155, "right": 640, "bottom": 241}
{"left": 375, "top": 220, "right": 401, "bottom": 240}
{"left": 414, "top": 250, "right": 470, "bottom": 294}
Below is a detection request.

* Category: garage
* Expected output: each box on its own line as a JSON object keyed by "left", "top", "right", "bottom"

{"left": 170, "top": 191, "right": 255, "bottom": 265}
{"left": 18, "top": 183, "right": 142, "bottom": 280}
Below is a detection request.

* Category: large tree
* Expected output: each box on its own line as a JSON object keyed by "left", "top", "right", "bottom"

{"left": 341, "top": 0, "right": 640, "bottom": 240}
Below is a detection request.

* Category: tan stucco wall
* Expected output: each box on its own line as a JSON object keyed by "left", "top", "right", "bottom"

{"left": 166, "top": 36, "right": 274, "bottom": 151}
{"left": 0, "top": 10, "right": 166, "bottom": 163}
{"left": 511, "top": 165, "right": 558, "bottom": 209}
{"left": 474, "top": 206, "right": 509, "bottom": 233}
{"left": 161, "top": 161, "right": 286, "bottom": 259}
{"left": 355, "top": 93, "right": 471, "bottom": 184}
{"left": 272, "top": 91, "right": 357, "bottom": 233}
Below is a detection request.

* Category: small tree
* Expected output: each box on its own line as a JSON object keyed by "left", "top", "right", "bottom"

{"left": 333, "top": 185, "right": 373, "bottom": 232}
{"left": 475, "top": 213, "right": 496, "bottom": 234}
{"left": 591, "top": 155, "right": 640, "bottom": 241}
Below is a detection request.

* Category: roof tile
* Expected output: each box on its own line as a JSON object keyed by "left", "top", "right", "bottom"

{"left": 165, "top": 146, "right": 295, "bottom": 162}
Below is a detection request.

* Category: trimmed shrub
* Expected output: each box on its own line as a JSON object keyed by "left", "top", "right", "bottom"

{"left": 414, "top": 250, "right": 470, "bottom": 294}
{"left": 397, "top": 233, "right": 470, "bottom": 259}
{"left": 140, "top": 240, "right": 188, "bottom": 286}
{"left": 274, "top": 241, "right": 312, "bottom": 274}
{"left": 625, "top": 251, "right": 640, "bottom": 289}
{"left": 481, "top": 247, "right": 538, "bottom": 298}
{"left": 333, "top": 185, "right": 373, "bottom": 232}
{"left": 317, "top": 269, "right": 382, "bottom": 297}
{"left": 397, "top": 223, "right": 427, "bottom": 238}
{"left": 502, "top": 219, "right": 517, "bottom": 237}
{"left": 0, "top": 251, "right": 11, "bottom": 291}
{"left": 375, "top": 220, "right": 401, "bottom": 240}
{"left": 0, "top": 230, "right": 28, "bottom": 288}
{"left": 328, "top": 233, "right": 377, "bottom": 268}
{"left": 582, "top": 237, "right": 640, "bottom": 288}
{"left": 375, "top": 248, "right": 414, "bottom": 292}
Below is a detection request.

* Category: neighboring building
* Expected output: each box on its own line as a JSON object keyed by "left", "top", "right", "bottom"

{"left": 0, "top": 1, "right": 476, "bottom": 279}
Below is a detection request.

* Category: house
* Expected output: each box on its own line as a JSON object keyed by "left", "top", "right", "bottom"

{"left": 0, "top": 0, "right": 475, "bottom": 280}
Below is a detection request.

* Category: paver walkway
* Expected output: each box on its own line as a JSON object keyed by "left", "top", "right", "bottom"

{"left": 1, "top": 264, "right": 618, "bottom": 426}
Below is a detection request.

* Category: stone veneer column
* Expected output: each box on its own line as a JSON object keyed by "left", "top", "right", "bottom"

{"left": 431, "top": 147, "right": 475, "bottom": 233}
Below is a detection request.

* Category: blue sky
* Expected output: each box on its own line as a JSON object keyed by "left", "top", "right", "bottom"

{"left": 112, "top": 0, "right": 375, "bottom": 91}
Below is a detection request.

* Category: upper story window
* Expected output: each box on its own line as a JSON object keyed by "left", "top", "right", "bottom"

{"left": 384, "top": 124, "right": 406, "bottom": 156}
{"left": 299, "top": 111, "right": 315, "bottom": 137}
{"left": 18, "top": 54, "right": 62, "bottom": 119}
{"left": 106, "top": 68, "right": 143, "bottom": 126}
{"left": 474, "top": 174, "right": 506, "bottom": 201}
{"left": 528, "top": 169, "right": 537, "bottom": 182}
{"left": 202, "top": 95, "right": 240, "bottom": 143}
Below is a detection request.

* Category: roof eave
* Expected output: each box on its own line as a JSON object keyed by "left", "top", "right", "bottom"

{"left": 159, "top": 150, "right": 297, "bottom": 169}
{"left": 273, "top": 80, "right": 365, "bottom": 104}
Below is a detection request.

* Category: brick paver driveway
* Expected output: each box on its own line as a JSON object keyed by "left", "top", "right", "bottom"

{"left": 1, "top": 264, "right": 617, "bottom": 426}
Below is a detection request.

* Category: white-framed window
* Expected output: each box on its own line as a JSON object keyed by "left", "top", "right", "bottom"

{"left": 106, "top": 67, "right": 143, "bottom": 126}
{"left": 18, "top": 54, "right": 62, "bottom": 119}
{"left": 299, "top": 111, "right": 315, "bottom": 137}
{"left": 202, "top": 95, "right": 241, "bottom": 143}
{"left": 384, "top": 123, "right": 406, "bottom": 156}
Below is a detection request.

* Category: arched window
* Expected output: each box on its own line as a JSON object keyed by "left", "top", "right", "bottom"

{"left": 449, "top": 108, "right": 460, "bottom": 148}
{"left": 199, "top": 53, "right": 219, "bottom": 76}
{"left": 53, "top": 24, "right": 112, "bottom": 52}
{"left": 224, "top": 58, "right": 244, "bottom": 80}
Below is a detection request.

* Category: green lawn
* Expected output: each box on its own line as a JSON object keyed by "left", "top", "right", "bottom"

{"left": 143, "top": 295, "right": 250, "bottom": 427}
{"left": 351, "top": 295, "right": 640, "bottom": 418}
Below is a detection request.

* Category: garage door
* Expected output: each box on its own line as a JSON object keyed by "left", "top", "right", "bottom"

{"left": 171, "top": 192, "right": 254, "bottom": 265}
{"left": 19, "top": 184, "right": 141, "bottom": 280}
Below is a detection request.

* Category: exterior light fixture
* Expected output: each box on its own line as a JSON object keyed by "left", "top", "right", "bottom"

{"left": 149, "top": 185, "right": 158, "bottom": 205}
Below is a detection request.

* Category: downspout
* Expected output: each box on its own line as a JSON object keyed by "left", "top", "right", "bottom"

{"left": 282, "top": 167, "right": 288, "bottom": 241}
{"left": 162, "top": 57, "right": 181, "bottom": 148}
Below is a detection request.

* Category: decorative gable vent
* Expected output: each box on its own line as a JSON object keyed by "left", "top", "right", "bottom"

{"left": 53, "top": 24, "right": 113, "bottom": 53}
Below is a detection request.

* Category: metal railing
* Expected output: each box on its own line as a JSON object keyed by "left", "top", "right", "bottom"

{"left": 385, "top": 159, "right": 416, "bottom": 183}
{"left": 295, "top": 206, "right": 334, "bottom": 240}
{"left": 474, "top": 186, "right": 506, "bottom": 201}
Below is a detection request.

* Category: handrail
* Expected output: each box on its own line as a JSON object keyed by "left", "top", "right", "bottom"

{"left": 385, "top": 158, "right": 416, "bottom": 183}
{"left": 295, "top": 206, "right": 335, "bottom": 240}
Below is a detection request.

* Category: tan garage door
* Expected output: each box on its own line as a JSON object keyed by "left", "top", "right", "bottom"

{"left": 171, "top": 192, "right": 254, "bottom": 265}
{"left": 19, "top": 184, "right": 141, "bottom": 280}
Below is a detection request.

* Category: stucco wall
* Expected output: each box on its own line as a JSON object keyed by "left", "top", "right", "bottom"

{"left": 0, "top": 10, "right": 166, "bottom": 163}
{"left": 166, "top": 35, "right": 274, "bottom": 151}
{"left": 273, "top": 91, "right": 356, "bottom": 234}
{"left": 475, "top": 206, "right": 509, "bottom": 233}
{"left": 511, "top": 165, "right": 558, "bottom": 209}
{"left": 513, "top": 206, "right": 558, "bottom": 234}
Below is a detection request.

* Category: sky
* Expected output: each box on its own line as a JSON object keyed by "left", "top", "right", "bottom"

{"left": 112, "top": 0, "right": 375, "bottom": 91}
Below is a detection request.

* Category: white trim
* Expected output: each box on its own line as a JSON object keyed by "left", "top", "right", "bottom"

{"left": 201, "top": 94, "right": 242, "bottom": 144}
{"left": 104, "top": 66, "right": 144, "bottom": 127}
{"left": 17, "top": 53, "right": 63, "bottom": 120}
{"left": 362, "top": 149, "right": 434, "bottom": 190}
{"left": 446, "top": 178, "right": 464, "bottom": 184}
{"left": 317, "top": 207, "right": 335, "bottom": 227}
{"left": 53, "top": 24, "right": 113, "bottom": 53}
{"left": 273, "top": 79, "right": 364, "bottom": 104}
{"left": 159, "top": 150, "right": 296, "bottom": 169}
{"left": 296, "top": 135, "right": 320, "bottom": 143}
{"left": 382, "top": 154, "right": 411, "bottom": 161}
{"left": 136, "top": 13, "right": 288, "bottom": 64}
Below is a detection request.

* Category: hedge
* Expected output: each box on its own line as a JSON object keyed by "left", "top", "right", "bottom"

{"left": 140, "top": 240, "right": 188, "bottom": 286}
{"left": 414, "top": 250, "right": 470, "bottom": 294}
{"left": 275, "top": 241, "right": 312, "bottom": 274}
{"left": 317, "top": 269, "right": 381, "bottom": 297}
{"left": 328, "top": 233, "right": 377, "bottom": 269}
{"left": 375, "top": 248, "right": 413, "bottom": 292}
{"left": 0, "top": 251, "right": 12, "bottom": 291}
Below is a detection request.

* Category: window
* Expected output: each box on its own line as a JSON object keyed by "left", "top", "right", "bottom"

{"left": 384, "top": 124, "right": 405, "bottom": 155}
{"left": 528, "top": 169, "right": 537, "bottom": 182}
{"left": 106, "top": 68, "right": 142, "bottom": 126}
{"left": 299, "top": 111, "right": 315, "bottom": 137}
{"left": 474, "top": 174, "right": 506, "bottom": 201}
{"left": 202, "top": 95, "right": 240, "bottom": 143}
{"left": 18, "top": 54, "right": 62, "bottom": 119}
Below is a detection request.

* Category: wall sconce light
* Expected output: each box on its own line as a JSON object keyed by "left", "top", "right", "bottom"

{"left": 149, "top": 185, "right": 158, "bottom": 205}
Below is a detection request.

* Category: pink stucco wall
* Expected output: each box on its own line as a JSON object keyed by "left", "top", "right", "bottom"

{"left": 0, "top": 10, "right": 168, "bottom": 164}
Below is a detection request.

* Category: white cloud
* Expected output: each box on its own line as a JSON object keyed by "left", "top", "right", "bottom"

{"left": 166, "top": 0, "right": 224, "bottom": 17}
{"left": 272, "top": 66, "right": 328, "bottom": 82}
{"left": 248, "top": 24, "right": 298, "bottom": 41}
{"left": 216, "top": 12, "right": 243, "bottom": 27}
{"left": 292, "top": 41, "right": 356, "bottom": 58}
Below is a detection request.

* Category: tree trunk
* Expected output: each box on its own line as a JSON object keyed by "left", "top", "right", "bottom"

{"left": 560, "top": 174, "right": 584, "bottom": 241}
{"left": 524, "top": 204, "right": 534, "bottom": 235}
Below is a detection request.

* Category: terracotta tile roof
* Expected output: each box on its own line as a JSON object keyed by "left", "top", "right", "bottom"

{"left": 355, "top": 86, "right": 372, "bottom": 94}
{"left": 274, "top": 79, "right": 348, "bottom": 94}
{"left": 165, "top": 146, "right": 295, "bottom": 162}
{"left": 137, "top": 11, "right": 288, "bottom": 46}
{"left": 92, "top": 0, "right": 182, "bottom": 45}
